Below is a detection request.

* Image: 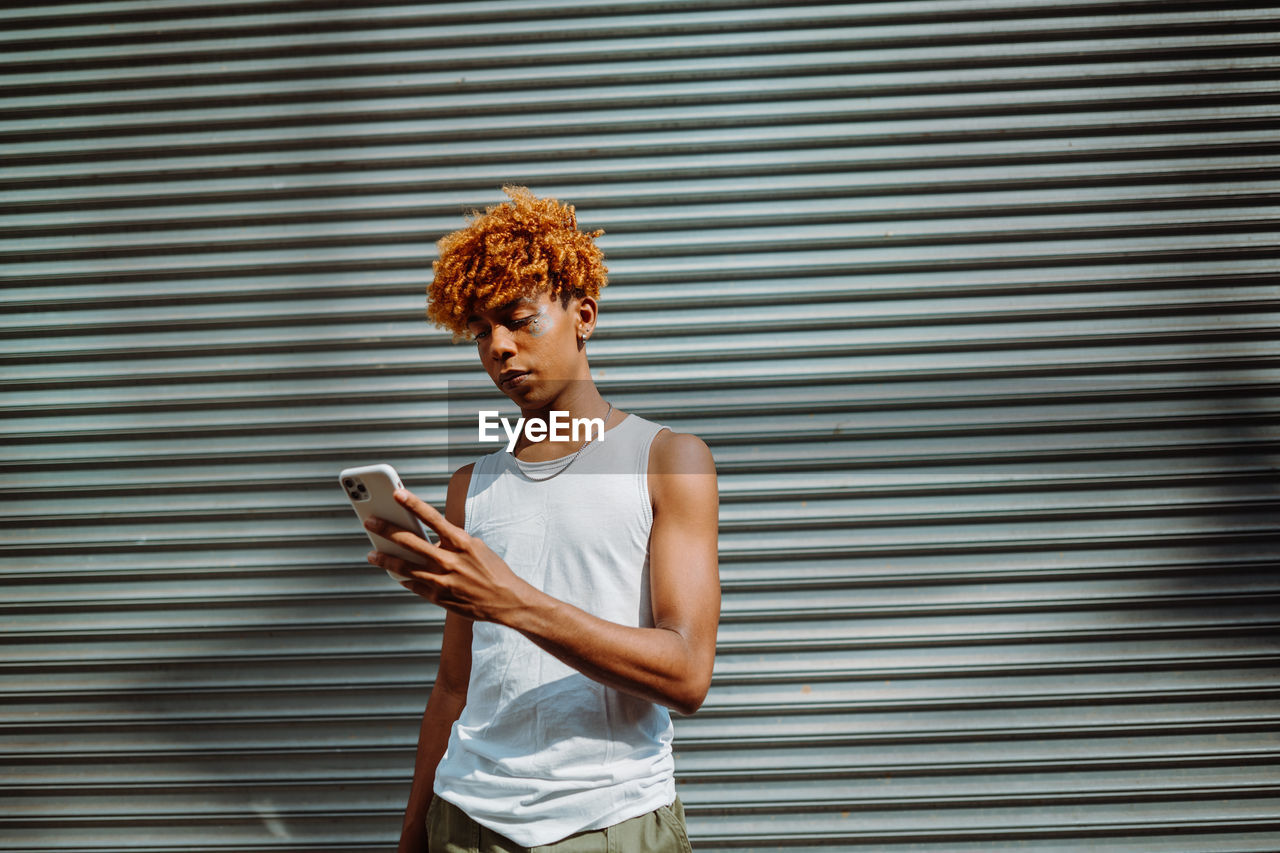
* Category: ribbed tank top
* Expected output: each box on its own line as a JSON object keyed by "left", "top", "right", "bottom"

{"left": 433, "top": 412, "right": 676, "bottom": 847}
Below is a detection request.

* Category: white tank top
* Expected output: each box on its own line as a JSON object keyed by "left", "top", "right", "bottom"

{"left": 433, "top": 413, "right": 676, "bottom": 847}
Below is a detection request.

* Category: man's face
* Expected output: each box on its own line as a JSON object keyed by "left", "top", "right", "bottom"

{"left": 466, "top": 289, "right": 587, "bottom": 405}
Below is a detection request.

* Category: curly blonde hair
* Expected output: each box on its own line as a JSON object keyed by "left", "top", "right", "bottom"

{"left": 427, "top": 186, "right": 608, "bottom": 339}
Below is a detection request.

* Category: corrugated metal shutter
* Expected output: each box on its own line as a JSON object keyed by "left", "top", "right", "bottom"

{"left": 3, "top": 1, "right": 1279, "bottom": 849}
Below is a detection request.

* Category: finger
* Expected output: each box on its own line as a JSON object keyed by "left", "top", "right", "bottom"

{"left": 366, "top": 546, "right": 448, "bottom": 580}
{"left": 394, "top": 488, "right": 468, "bottom": 548}
{"left": 374, "top": 554, "right": 460, "bottom": 608}
{"left": 389, "top": 569, "right": 439, "bottom": 601}
{"left": 364, "top": 517, "right": 453, "bottom": 568}
{"left": 406, "top": 575, "right": 457, "bottom": 605}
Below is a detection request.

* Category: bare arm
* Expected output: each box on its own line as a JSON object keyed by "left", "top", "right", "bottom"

{"left": 396, "top": 465, "right": 474, "bottom": 853}
{"left": 501, "top": 430, "right": 719, "bottom": 713}
{"left": 368, "top": 431, "right": 720, "bottom": 715}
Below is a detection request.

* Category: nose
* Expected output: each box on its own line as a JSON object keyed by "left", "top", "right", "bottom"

{"left": 487, "top": 323, "right": 518, "bottom": 361}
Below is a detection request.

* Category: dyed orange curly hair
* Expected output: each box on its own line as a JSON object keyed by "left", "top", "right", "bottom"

{"left": 427, "top": 186, "right": 608, "bottom": 339}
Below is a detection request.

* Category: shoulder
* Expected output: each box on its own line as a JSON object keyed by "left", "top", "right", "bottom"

{"left": 445, "top": 462, "right": 476, "bottom": 528}
{"left": 449, "top": 461, "right": 477, "bottom": 490}
{"left": 648, "top": 427, "right": 716, "bottom": 476}
{"left": 647, "top": 428, "right": 717, "bottom": 518}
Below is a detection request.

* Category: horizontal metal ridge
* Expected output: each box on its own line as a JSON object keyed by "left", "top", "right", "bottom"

{"left": 0, "top": 0, "right": 1251, "bottom": 38}
{"left": 4, "top": 614, "right": 1276, "bottom": 657}
{"left": 7, "top": 235, "right": 1279, "bottom": 293}
{"left": 5, "top": 471, "right": 1275, "bottom": 522}
{"left": 6, "top": 713, "right": 1276, "bottom": 755}
{"left": 6, "top": 207, "right": 1280, "bottom": 268}
{"left": 26, "top": 3, "right": 1194, "bottom": 52}
{"left": 7, "top": 742, "right": 1279, "bottom": 784}
{"left": 3, "top": 8, "right": 1275, "bottom": 70}
{"left": 683, "top": 819, "right": 1280, "bottom": 847}
{"left": 5, "top": 653, "right": 1278, "bottom": 697}
{"left": 5, "top": 685, "right": 1280, "bottom": 734}
{"left": 7, "top": 326, "right": 1279, "bottom": 377}
{"left": 5, "top": 42, "right": 1279, "bottom": 147}
{"left": 6, "top": 627, "right": 1280, "bottom": 670}
{"left": 7, "top": 630, "right": 1279, "bottom": 671}
{"left": 2, "top": 369, "right": 1274, "bottom": 415}
{"left": 6, "top": 148, "right": 1277, "bottom": 209}
{"left": 6, "top": 75, "right": 1279, "bottom": 141}
{"left": 8, "top": 520, "right": 1280, "bottom": 565}
{"left": 7, "top": 324, "right": 1280, "bottom": 380}
{"left": 13, "top": 351, "right": 1269, "bottom": 390}
{"left": 5, "top": 278, "right": 1274, "bottom": 333}
{"left": 3, "top": 259, "right": 1276, "bottom": 318}
{"left": 6, "top": 389, "right": 1278, "bottom": 442}
{"left": 4, "top": 178, "right": 1280, "bottom": 240}
{"left": 4, "top": 367, "right": 1277, "bottom": 417}
{"left": 5, "top": 784, "right": 1280, "bottom": 824}
{"left": 6, "top": 53, "right": 1278, "bottom": 121}
{"left": 5, "top": 101, "right": 1278, "bottom": 170}
{"left": 9, "top": 487, "right": 1279, "bottom": 534}
{"left": 4, "top": 592, "right": 1279, "bottom": 645}
{"left": 6, "top": 410, "right": 1278, "bottom": 463}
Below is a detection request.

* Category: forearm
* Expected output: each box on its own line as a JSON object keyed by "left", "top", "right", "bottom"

{"left": 398, "top": 679, "right": 466, "bottom": 852}
{"left": 505, "top": 586, "right": 713, "bottom": 716}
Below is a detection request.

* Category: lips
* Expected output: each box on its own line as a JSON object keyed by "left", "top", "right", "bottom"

{"left": 499, "top": 369, "right": 529, "bottom": 389}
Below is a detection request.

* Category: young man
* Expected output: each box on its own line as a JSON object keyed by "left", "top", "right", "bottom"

{"left": 364, "top": 187, "right": 720, "bottom": 852}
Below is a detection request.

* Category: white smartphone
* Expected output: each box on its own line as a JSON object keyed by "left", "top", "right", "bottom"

{"left": 339, "top": 463, "right": 433, "bottom": 569}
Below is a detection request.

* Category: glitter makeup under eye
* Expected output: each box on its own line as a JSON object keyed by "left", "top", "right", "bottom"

{"left": 525, "top": 310, "right": 551, "bottom": 337}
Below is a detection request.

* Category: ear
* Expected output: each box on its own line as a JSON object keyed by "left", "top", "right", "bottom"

{"left": 572, "top": 295, "right": 599, "bottom": 343}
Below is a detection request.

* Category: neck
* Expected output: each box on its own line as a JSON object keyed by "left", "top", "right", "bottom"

{"left": 506, "top": 379, "right": 611, "bottom": 458}
{"left": 517, "top": 381, "right": 608, "bottom": 426}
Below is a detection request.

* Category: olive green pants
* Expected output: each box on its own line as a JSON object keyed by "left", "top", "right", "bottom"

{"left": 427, "top": 795, "right": 692, "bottom": 853}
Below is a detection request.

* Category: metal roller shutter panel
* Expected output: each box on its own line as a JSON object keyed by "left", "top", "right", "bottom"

{"left": 2, "top": 2, "right": 1278, "bottom": 850}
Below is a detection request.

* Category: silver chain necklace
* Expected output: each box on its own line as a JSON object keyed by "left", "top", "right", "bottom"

{"left": 514, "top": 402, "right": 613, "bottom": 482}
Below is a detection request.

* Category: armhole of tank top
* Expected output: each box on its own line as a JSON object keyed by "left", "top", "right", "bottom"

{"left": 640, "top": 426, "right": 671, "bottom": 529}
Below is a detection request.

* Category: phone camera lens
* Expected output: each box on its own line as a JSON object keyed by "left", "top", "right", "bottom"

{"left": 357, "top": 484, "right": 368, "bottom": 493}
{"left": 343, "top": 478, "right": 354, "bottom": 488}
{"left": 349, "top": 490, "right": 363, "bottom": 500}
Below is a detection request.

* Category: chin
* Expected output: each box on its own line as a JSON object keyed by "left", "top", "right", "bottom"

{"left": 501, "top": 383, "right": 541, "bottom": 406}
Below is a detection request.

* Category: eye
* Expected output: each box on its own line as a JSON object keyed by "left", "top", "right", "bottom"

{"left": 472, "top": 328, "right": 490, "bottom": 341}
